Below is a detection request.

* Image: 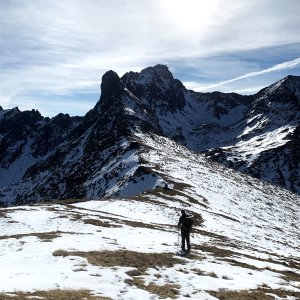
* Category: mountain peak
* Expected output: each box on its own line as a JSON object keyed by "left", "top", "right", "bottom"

{"left": 256, "top": 74, "right": 300, "bottom": 104}
{"left": 146, "top": 64, "right": 171, "bottom": 74}
{"left": 275, "top": 74, "right": 300, "bottom": 87}
{"left": 102, "top": 69, "right": 120, "bottom": 81}
{"left": 120, "top": 64, "right": 185, "bottom": 112}
{"left": 284, "top": 75, "right": 300, "bottom": 92}
{"left": 140, "top": 64, "right": 174, "bottom": 82}
{"left": 285, "top": 74, "right": 300, "bottom": 81}
{"left": 100, "top": 70, "right": 123, "bottom": 99}
{"left": 121, "top": 64, "right": 174, "bottom": 87}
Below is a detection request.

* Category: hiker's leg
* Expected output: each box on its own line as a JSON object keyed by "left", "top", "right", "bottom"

{"left": 186, "top": 232, "right": 191, "bottom": 251}
{"left": 181, "top": 231, "right": 186, "bottom": 251}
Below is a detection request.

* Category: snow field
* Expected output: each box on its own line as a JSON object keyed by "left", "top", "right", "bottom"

{"left": 0, "top": 132, "right": 299, "bottom": 299}
{"left": 0, "top": 194, "right": 299, "bottom": 299}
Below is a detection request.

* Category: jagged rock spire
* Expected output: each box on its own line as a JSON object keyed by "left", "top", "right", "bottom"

{"left": 100, "top": 70, "right": 123, "bottom": 100}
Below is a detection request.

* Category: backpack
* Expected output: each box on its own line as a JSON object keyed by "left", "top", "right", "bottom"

{"left": 182, "top": 215, "right": 193, "bottom": 230}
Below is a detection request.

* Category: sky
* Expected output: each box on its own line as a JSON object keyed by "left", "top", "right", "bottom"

{"left": 0, "top": 0, "right": 300, "bottom": 117}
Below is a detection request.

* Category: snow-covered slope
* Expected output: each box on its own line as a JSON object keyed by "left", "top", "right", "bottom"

{"left": 208, "top": 75, "right": 300, "bottom": 192}
{"left": 0, "top": 108, "right": 81, "bottom": 189}
{"left": 0, "top": 132, "right": 299, "bottom": 299}
{"left": 1, "top": 65, "right": 300, "bottom": 206}
{"left": 121, "top": 66, "right": 300, "bottom": 193}
{"left": 0, "top": 70, "right": 163, "bottom": 206}
{"left": 122, "top": 65, "right": 250, "bottom": 151}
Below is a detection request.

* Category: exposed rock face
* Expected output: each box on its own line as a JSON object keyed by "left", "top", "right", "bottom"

{"left": 123, "top": 69, "right": 300, "bottom": 193}
{"left": 122, "top": 65, "right": 186, "bottom": 113}
{"left": 1, "top": 65, "right": 300, "bottom": 206}
{"left": 0, "top": 108, "right": 81, "bottom": 190}
{"left": 207, "top": 76, "right": 300, "bottom": 193}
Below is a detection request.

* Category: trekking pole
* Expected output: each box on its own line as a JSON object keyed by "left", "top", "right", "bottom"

{"left": 177, "top": 229, "right": 180, "bottom": 253}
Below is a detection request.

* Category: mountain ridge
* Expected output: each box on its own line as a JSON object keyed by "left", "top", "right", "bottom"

{"left": 0, "top": 65, "right": 299, "bottom": 299}
{"left": 0, "top": 130, "right": 299, "bottom": 298}
{"left": 1, "top": 65, "right": 300, "bottom": 205}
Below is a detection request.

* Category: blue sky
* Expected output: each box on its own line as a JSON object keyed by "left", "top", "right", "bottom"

{"left": 0, "top": 0, "right": 300, "bottom": 117}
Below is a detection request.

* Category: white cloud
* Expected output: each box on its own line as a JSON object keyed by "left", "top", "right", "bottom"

{"left": 0, "top": 0, "right": 300, "bottom": 116}
{"left": 197, "top": 57, "right": 300, "bottom": 91}
{"left": 0, "top": 95, "right": 12, "bottom": 108}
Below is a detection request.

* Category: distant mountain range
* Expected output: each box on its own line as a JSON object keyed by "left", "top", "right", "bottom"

{"left": 1, "top": 65, "right": 300, "bottom": 206}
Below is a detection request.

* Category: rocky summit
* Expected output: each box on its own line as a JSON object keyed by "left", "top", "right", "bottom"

{"left": 0, "top": 65, "right": 300, "bottom": 206}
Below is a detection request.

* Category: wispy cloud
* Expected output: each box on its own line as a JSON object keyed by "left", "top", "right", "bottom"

{"left": 0, "top": 0, "right": 300, "bottom": 116}
{"left": 197, "top": 57, "right": 300, "bottom": 91}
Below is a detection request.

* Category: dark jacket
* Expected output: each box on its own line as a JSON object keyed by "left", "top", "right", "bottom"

{"left": 178, "top": 214, "right": 192, "bottom": 233}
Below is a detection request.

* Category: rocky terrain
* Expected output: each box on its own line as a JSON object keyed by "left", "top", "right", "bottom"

{"left": 0, "top": 66, "right": 300, "bottom": 298}
{"left": 0, "top": 133, "right": 299, "bottom": 299}
{"left": 1, "top": 65, "right": 300, "bottom": 206}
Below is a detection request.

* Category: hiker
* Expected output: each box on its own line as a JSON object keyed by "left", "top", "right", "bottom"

{"left": 178, "top": 210, "right": 193, "bottom": 254}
